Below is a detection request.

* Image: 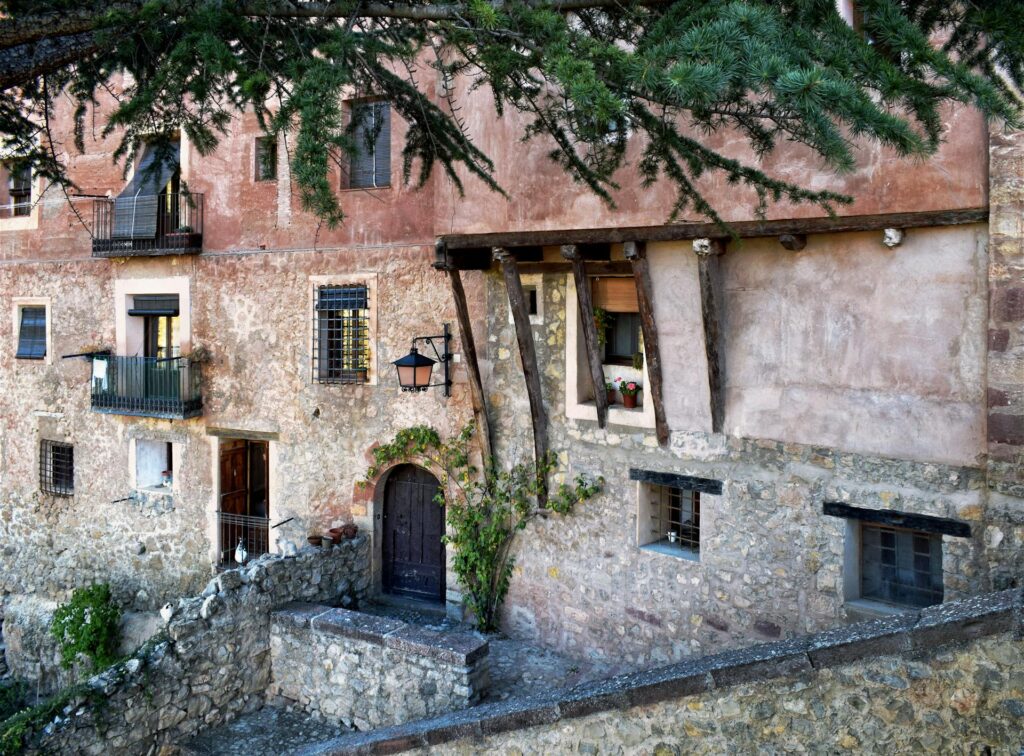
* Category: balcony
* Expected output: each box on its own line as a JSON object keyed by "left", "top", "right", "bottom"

{"left": 91, "top": 355, "right": 203, "bottom": 419}
{"left": 91, "top": 192, "right": 204, "bottom": 257}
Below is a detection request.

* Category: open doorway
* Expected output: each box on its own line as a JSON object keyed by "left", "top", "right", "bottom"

{"left": 217, "top": 438, "right": 269, "bottom": 565}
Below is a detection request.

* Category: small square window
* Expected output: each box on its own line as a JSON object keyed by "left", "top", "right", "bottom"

{"left": 639, "top": 483, "right": 700, "bottom": 559}
{"left": 40, "top": 440, "right": 74, "bottom": 497}
{"left": 346, "top": 101, "right": 390, "bottom": 189}
{"left": 524, "top": 285, "right": 538, "bottom": 316}
{"left": 255, "top": 136, "right": 277, "bottom": 181}
{"left": 313, "top": 284, "right": 370, "bottom": 384}
{"left": 135, "top": 439, "right": 174, "bottom": 490}
{"left": 860, "top": 524, "right": 942, "bottom": 608}
{"left": 16, "top": 305, "right": 46, "bottom": 360}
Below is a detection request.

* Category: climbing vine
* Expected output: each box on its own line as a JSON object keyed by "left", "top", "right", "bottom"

{"left": 362, "top": 424, "right": 602, "bottom": 632}
{"left": 50, "top": 583, "right": 122, "bottom": 673}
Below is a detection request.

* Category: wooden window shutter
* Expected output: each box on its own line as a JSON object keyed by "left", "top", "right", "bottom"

{"left": 349, "top": 102, "right": 390, "bottom": 189}
{"left": 591, "top": 277, "right": 638, "bottom": 313}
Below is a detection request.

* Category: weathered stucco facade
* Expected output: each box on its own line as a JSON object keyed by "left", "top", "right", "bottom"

{"left": 0, "top": 68, "right": 1021, "bottom": 691}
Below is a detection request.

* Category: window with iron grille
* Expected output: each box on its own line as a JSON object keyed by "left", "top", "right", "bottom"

{"left": 40, "top": 440, "right": 74, "bottom": 497}
{"left": 640, "top": 484, "right": 700, "bottom": 555}
{"left": 313, "top": 284, "right": 370, "bottom": 383}
{"left": 860, "top": 524, "right": 942, "bottom": 608}
{"left": 346, "top": 101, "right": 390, "bottom": 189}
{"left": 255, "top": 136, "right": 277, "bottom": 181}
{"left": 15, "top": 305, "right": 46, "bottom": 359}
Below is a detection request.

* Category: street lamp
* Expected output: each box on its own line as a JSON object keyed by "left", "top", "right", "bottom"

{"left": 393, "top": 323, "right": 451, "bottom": 397}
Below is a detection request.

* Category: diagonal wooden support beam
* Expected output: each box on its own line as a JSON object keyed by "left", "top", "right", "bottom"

{"left": 693, "top": 238, "right": 726, "bottom": 434}
{"left": 624, "top": 241, "right": 669, "bottom": 446}
{"left": 561, "top": 244, "right": 609, "bottom": 429}
{"left": 442, "top": 251, "right": 493, "bottom": 461}
{"left": 494, "top": 246, "right": 549, "bottom": 505}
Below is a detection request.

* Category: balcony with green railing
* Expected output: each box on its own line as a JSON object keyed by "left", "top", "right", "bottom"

{"left": 91, "top": 354, "right": 203, "bottom": 419}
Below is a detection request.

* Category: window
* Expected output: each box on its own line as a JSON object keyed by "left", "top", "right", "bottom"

{"left": 860, "top": 524, "right": 943, "bottom": 608}
{"left": 135, "top": 439, "right": 175, "bottom": 490}
{"left": 255, "top": 136, "right": 277, "bottom": 181}
{"left": 592, "top": 277, "right": 643, "bottom": 367}
{"left": 525, "top": 285, "right": 538, "bottom": 316}
{"left": 15, "top": 305, "right": 46, "bottom": 359}
{"left": 40, "top": 440, "right": 74, "bottom": 497}
{"left": 8, "top": 163, "right": 31, "bottom": 217}
{"left": 648, "top": 486, "right": 700, "bottom": 555}
{"left": 128, "top": 294, "right": 181, "bottom": 359}
{"left": 508, "top": 275, "right": 544, "bottom": 326}
{"left": 347, "top": 101, "right": 390, "bottom": 189}
{"left": 313, "top": 284, "right": 370, "bottom": 383}
{"left": 603, "top": 312, "right": 641, "bottom": 365}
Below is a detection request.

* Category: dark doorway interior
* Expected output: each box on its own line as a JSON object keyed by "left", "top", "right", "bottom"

{"left": 218, "top": 438, "right": 269, "bottom": 565}
{"left": 382, "top": 464, "right": 445, "bottom": 603}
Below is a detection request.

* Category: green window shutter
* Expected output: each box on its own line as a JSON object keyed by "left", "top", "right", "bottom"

{"left": 16, "top": 306, "right": 46, "bottom": 359}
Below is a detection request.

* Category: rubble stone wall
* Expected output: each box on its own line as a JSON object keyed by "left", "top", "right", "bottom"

{"left": 21, "top": 538, "right": 369, "bottom": 755}
{"left": 269, "top": 603, "right": 489, "bottom": 730}
{"left": 302, "top": 590, "right": 1024, "bottom": 756}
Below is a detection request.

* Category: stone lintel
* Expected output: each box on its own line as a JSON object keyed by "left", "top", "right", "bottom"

{"left": 383, "top": 624, "right": 489, "bottom": 666}
{"left": 822, "top": 501, "right": 971, "bottom": 538}
{"left": 629, "top": 468, "right": 723, "bottom": 495}
{"left": 309, "top": 607, "right": 406, "bottom": 646}
{"left": 806, "top": 612, "right": 917, "bottom": 668}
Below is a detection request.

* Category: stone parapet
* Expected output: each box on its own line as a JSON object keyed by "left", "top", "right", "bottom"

{"left": 269, "top": 604, "right": 489, "bottom": 731}
{"left": 298, "top": 588, "right": 1024, "bottom": 755}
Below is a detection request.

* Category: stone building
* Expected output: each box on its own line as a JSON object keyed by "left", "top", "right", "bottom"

{"left": 0, "top": 57, "right": 1021, "bottom": 689}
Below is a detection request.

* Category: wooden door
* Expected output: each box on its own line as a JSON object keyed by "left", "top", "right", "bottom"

{"left": 382, "top": 465, "right": 445, "bottom": 602}
{"left": 219, "top": 440, "right": 248, "bottom": 516}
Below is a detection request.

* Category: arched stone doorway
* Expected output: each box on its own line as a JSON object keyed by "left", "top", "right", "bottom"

{"left": 381, "top": 464, "right": 446, "bottom": 603}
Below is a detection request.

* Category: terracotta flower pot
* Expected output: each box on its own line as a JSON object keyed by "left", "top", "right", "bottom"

{"left": 307, "top": 535, "right": 323, "bottom": 547}
{"left": 606, "top": 389, "right": 616, "bottom": 405}
{"left": 327, "top": 528, "right": 343, "bottom": 544}
{"left": 622, "top": 393, "right": 637, "bottom": 409}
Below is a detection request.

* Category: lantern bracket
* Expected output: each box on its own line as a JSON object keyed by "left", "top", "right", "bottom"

{"left": 407, "top": 323, "right": 452, "bottom": 397}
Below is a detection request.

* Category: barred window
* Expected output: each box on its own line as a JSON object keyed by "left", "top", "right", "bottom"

{"left": 861, "top": 524, "right": 942, "bottom": 608}
{"left": 656, "top": 486, "right": 700, "bottom": 554}
{"left": 314, "top": 284, "right": 370, "bottom": 384}
{"left": 40, "top": 440, "right": 74, "bottom": 497}
{"left": 16, "top": 305, "right": 46, "bottom": 359}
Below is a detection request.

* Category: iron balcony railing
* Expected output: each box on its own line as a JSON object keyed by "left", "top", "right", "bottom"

{"left": 217, "top": 512, "right": 270, "bottom": 566}
{"left": 92, "top": 192, "right": 204, "bottom": 257}
{"left": 91, "top": 354, "right": 203, "bottom": 419}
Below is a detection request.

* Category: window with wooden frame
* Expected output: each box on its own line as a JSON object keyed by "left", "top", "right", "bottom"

{"left": 15, "top": 304, "right": 46, "bottom": 359}
{"left": 345, "top": 101, "right": 391, "bottom": 189}
{"left": 591, "top": 277, "right": 643, "bottom": 367}
{"left": 40, "top": 439, "right": 74, "bottom": 497}
{"left": 8, "top": 163, "right": 31, "bottom": 216}
{"left": 255, "top": 136, "right": 277, "bottom": 181}
{"left": 313, "top": 284, "right": 370, "bottom": 384}
{"left": 859, "top": 523, "right": 943, "bottom": 608}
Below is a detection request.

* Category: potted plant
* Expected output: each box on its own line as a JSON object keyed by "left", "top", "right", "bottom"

{"left": 307, "top": 533, "right": 323, "bottom": 547}
{"left": 604, "top": 379, "right": 616, "bottom": 405}
{"left": 618, "top": 378, "right": 641, "bottom": 409}
{"left": 327, "top": 527, "right": 343, "bottom": 544}
{"left": 341, "top": 522, "right": 359, "bottom": 539}
{"left": 632, "top": 351, "right": 644, "bottom": 370}
{"left": 592, "top": 307, "right": 611, "bottom": 346}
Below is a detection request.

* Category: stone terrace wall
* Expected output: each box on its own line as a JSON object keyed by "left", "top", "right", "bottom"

{"left": 21, "top": 538, "right": 370, "bottom": 755}
{"left": 301, "top": 589, "right": 1024, "bottom": 755}
{"left": 270, "top": 603, "right": 489, "bottom": 730}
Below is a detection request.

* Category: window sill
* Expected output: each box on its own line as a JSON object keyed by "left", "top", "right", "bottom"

{"left": 568, "top": 399, "right": 655, "bottom": 429}
{"left": 339, "top": 184, "right": 392, "bottom": 194}
{"left": 844, "top": 598, "right": 916, "bottom": 622}
{"left": 136, "top": 485, "right": 174, "bottom": 497}
{"left": 640, "top": 541, "right": 700, "bottom": 562}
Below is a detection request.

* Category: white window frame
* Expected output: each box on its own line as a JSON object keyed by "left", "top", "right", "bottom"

{"left": 12, "top": 297, "right": 52, "bottom": 364}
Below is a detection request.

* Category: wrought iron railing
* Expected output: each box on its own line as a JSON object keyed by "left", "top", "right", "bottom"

{"left": 90, "top": 354, "right": 203, "bottom": 419}
{"left": 217, "top": 512, "right": 270, "bottom": 566}
{"left": 92, "top": 192, "right": 204, "bottom": 256}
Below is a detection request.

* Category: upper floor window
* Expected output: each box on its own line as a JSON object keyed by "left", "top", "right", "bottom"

{"left": 40, "top": 439, "right": 74, "bottom": 497}
{"left": 593, "top": 277, "right": 643, "bottom": 368}
{"left": 8, "top": 163, "right": 31, "bottom": 216}
{"left": 314, "top": 284, "right": 370, "bottom": 384}
{"left": 15, "top": 305, "right": 46, "bottom": 360}
{"left": 860, "top": 524, "right": 943, "bottom": 608}
{"left": 255, "top": 136, "right": 278, "bottom": 181}
{"left": 347, "top": 101, "right": 391, "bottom": 189}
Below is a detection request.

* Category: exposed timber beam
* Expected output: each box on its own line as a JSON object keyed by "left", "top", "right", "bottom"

{"left": 495, "top": 246, "right": 549, "bottom": 505}
{"left": 693, "top": 238, "right": 726, "bottom": 434}
{"left": 624, "top": 242, "right": 669, "bottom": 446}
{"left": 778, "top": 233, "right": 807, "bottom": 251}
{"left": 561, "top": 245, "right": 609, "bottom": 429}
{"left": 439, "top": 207, "right": 988, "bottom": 250}
{"left": 439, "top": 243, "right": 493, "bottom": 461}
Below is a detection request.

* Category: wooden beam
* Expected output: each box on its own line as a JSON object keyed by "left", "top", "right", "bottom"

{"left": 624, "top": 241, "right": 669, "bottom": 446}
{"left": 561, "top": 245, "right": 609, "bottom": 429}
{"left": 778, "top": 233, "right": 806, "bottom": 251}
{"left": 440, "top": 207, "right": 988, "bottom": 250}
{"left": 495, "top": 246, "right": 549, "bottom": 505}
{"left": 446, "top": 265, "right": 493, "bottom": 462}
{"left": 514, "top": 261, "right": 633, "bottom": 275}
{"left": 694, "top": 240, "right": 726, "bottom": 434}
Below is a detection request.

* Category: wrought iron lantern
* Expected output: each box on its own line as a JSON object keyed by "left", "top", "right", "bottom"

{"left": 393, "top": 323, "right": 451, "bottom": 396}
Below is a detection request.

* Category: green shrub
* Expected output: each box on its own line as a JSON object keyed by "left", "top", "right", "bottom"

{"left": 0, "top": 682, "right": 28, "bottom": 724}
{"left": 50, "top": 584, "right": 122, "bottom": 673}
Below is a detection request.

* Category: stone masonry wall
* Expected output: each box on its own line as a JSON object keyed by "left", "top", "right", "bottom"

{"left": 301, "top": 589, "right": 1024, "bottom": 755}
{"left": 19, "top": 538, "right": 369, "bottom": 755}
{"left": 270, "top": 603, "right": 488, "bottom": 730}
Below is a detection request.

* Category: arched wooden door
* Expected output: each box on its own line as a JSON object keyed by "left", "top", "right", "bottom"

{"left": 382, "top": 464, "right": 445, "bottom": 603}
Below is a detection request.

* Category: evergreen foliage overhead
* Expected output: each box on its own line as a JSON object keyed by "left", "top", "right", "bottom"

{"left": 0, "top": 0, "right": 1021, "bottom": 225}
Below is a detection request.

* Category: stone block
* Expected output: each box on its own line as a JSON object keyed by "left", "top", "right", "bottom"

{"left": 707, "top": 637, "right": 812, "bottom": 688}
{"left": 807, "top": 612, "right": 917, "bottom": 669}
{"left": 619, "top": 663, "right": 712, "bottom": 708}
{"left": 910, "top": 590, "right": 1019, "bottom": 651}
{"left": 311, "top": 608, "right": 406, "bottom": 645}
{"left": 272, "top": 602, "right": 333, "bottom": 629}
{"left": 478, "top": 696, "right": 562, "bottom": 736}
{"left": 383, "top": 624, "right": 489, "bottom": 666}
